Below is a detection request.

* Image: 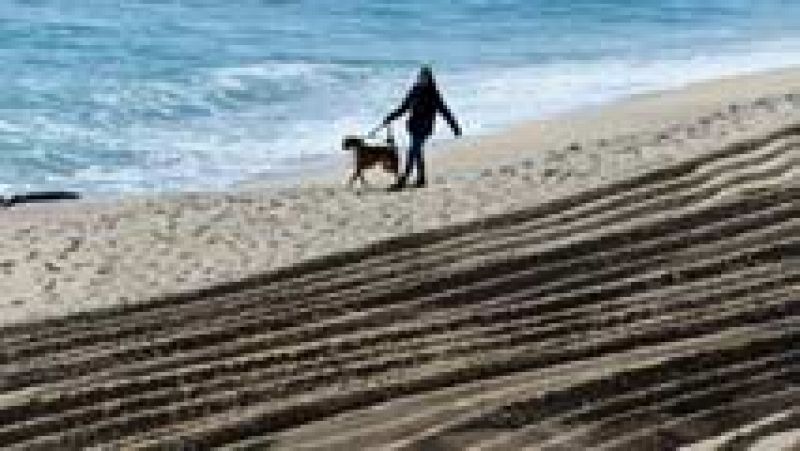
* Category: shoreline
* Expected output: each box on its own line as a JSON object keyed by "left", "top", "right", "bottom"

{"left": 429, "top": 65, "right": 800, "bottom": 174}
{"left": 7, "top": 65, "right": 796, "bottom": 200}
{"left": 247, "top": 65, "right": 800, "bottom": 187}
{"left": 0, "top": 67, "right": 798, "bottom": 327}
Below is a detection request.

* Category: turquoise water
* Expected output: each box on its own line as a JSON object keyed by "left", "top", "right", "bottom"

{"left": 1, "top": 0, "right": 799, "bottom": 194}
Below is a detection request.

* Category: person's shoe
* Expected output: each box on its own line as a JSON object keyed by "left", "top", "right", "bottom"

{"left": 411, "top": 179, "right": 427, "bottom": 188}
{"left": 387, "top": 178, "right": 406, "bottom": 192}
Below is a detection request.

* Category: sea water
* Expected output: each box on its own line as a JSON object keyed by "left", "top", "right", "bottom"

{"left": 0, "top": 0, "right": 799, "bottom": 194}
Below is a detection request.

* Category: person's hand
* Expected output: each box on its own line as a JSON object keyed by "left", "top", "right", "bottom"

{"left": 367, "top": 123, "right": 384, "bottom": 138}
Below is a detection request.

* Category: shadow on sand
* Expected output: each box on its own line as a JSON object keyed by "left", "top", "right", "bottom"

{"left": 1, "top": 191, "right": 80, "bottom": 208}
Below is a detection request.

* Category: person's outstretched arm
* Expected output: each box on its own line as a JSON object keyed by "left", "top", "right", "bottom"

{"left": 383, "top": 89, "right": 413, "bottom": 125}
{"left": 436, "top": 90, "right": 462, "bottom": 136}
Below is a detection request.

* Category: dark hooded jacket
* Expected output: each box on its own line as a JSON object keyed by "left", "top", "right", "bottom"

{"left": 384, "top": 83, "right": 461, "bottom": 138}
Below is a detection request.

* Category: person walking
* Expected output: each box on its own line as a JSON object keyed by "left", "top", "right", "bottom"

{"left": 379, "top": 66, "right": 461, "bottom": 190}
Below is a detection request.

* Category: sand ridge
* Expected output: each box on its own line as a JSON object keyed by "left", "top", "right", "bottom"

{"left": 0, "top": 139, "right": 795, "bottom": 448}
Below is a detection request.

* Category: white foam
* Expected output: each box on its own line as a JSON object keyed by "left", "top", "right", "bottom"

{"left": 442, "top": 37, "right": 800, "bottom": 135}
{"left": 4, "top": 38, "right": 800, "bottom": 195}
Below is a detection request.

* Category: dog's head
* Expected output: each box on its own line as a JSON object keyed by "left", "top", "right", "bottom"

{"left": 342, "top": 136, "right": 364, "bottom": 151}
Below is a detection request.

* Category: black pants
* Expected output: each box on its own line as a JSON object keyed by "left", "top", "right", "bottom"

{"left": 401, "top": 133, "right": 428, "bottom": 183}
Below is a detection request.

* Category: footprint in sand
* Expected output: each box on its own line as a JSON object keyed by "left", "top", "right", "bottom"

{"left": 567, "top": 142, "right": 582, "bottom": 152}
{"left": 499, "top": 165, "right": 517, "bottom": 176}
{"left": 617, "top": 145, "right": 642, "bottom": 156}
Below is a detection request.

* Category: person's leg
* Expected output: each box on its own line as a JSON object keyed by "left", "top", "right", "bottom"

{"left": 416, "top": 140, "right": 427, "bottom": 186}
{"left": 412, "top": 134, "right": 427, "bottom": 187}
{"left": 390, "top": 134, "right": 423, "bottom": 190}
{"left": 400, "top": 142, "right": 414, "bottom": 184}
{"left": 409, "top": 135, "right": 425, "bottom": 174}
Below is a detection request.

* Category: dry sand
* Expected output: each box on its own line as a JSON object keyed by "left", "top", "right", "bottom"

{"left": 0, "top": 68, "right": 796, "bottom": 449}
{"left": 0, "top": 67, "right": 798, "bottom": 326}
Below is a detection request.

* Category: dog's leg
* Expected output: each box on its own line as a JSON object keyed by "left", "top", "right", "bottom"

{"left": 348, "top": 152, "right": 360, "bottom": 187}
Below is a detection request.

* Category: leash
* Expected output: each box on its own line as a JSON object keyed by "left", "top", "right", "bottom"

{"left": 367, "top": 124, "right": 394, "bottom": 143}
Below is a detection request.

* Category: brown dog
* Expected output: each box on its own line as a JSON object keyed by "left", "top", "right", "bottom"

{"left": 342, "top": 135, "right": 399, "bottom": 186}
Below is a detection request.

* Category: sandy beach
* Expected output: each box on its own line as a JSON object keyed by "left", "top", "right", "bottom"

{"left": 0, "top": 68, "right": 798, "bottom": 326}
{"left": 0, "top": 68, "right": 797, "bottom": 449}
